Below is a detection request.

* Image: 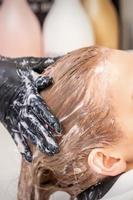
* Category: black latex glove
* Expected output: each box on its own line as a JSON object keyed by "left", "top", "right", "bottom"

{"left": 77, "top": 175, "right": 120, "bottom": 200}
{"left": 0, "top": 55, "right": 60, "bottom": 73}
{"left": 0, "top": 56, "right": 61, "bottom": 162}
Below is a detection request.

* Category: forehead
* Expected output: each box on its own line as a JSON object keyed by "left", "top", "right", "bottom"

{"left": 94, "top": 50, "right": 133, "bottom": 107}
{"left": 108, "top": 50, "right": 133, "bottom": 81}
{"left": 106, "top": 50, "right": 133, "bottom": 116}
{"left": 105, "top": 50, "right": 133, "bottom": 140}
{"left": 103, "top": 50, "right": 133, "bottom": 101}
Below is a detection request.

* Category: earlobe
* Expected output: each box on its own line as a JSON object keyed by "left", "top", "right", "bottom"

{"left": 88, "top": 148, "right": 126, "bottom": 176}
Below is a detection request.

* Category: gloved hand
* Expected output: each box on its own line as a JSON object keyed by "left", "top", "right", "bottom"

{"left": 0, "top": 56, "right": 61, "bottom": 162}
{"left": 77, "top": 175, "right": 120, "bottom": 200}
{"left": 0, "top": 55, "right": 60, "bottom": 73}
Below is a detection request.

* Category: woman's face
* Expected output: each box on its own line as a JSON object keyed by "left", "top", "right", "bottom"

{"left": 106, "top": 50, "right": 133, "bottom": 168}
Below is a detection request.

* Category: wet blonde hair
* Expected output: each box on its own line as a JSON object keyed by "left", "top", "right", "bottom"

{"left": 18, "top": 46, "right": 122, "bottom": 200}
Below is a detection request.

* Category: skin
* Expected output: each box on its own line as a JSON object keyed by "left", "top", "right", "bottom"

{"left": 89, "top": 50, "right": 133, "bottom": 176}
{"left": 108, "top": 50, "right": 133, "bottom": 169}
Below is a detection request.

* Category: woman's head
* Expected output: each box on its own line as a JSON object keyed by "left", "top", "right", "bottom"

{"left": 30, "top": 46, "right": 133, "bottom": 199}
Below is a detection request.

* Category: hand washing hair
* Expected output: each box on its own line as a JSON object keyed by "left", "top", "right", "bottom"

{"left": 18, "top": 46, "right": 123, "bottom": 200}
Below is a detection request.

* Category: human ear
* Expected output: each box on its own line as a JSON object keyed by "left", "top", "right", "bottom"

{"left": 88, "top": 148, "right": 126, "bottom": 176}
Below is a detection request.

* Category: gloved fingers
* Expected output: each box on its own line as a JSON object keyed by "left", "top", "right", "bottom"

{"left": 30, "top": 57, "right": 56, "bottom": 74}
{"left": 20, "top": 114, "right": 59, "bottom": 155}
{"left": 0, "top": 56, "right": 61, "bottom": 73}
{"left": 21, "top": 139, "right": 33, "bottom": 163}
{"left": 31, "top": 96, "right": 61, "bottom": 134}
{"left": 17, "top": 66, "right": 31, "bottom": 78}
{"left": 36, "top": 123, "right": 59, "bottom": 155}
{"left": 19, "top": 122, "right": 37, "bottom": 146}
{"left": 35, "top": 76, "right": 53, "bottom": 91}
{"left": 19, "top": 119, "right": 58, "bottom": 155}
{"left": 11, "top": 131, "right": 32, "bottom": 162}
{"left": 10, "top": 57, "right": 44, "bottom": 71}
{"left": 27, "top": 56, "right": 61, "bottom": 73}
{"left": 26, "top": 129, "right": 37, "bottom": 146}
{"left": 14, "top": 57, "right": 60, "bottom": 73}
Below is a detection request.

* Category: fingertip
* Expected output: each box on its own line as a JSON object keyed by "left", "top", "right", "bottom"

{"left": 39, "top": 143, "right": 60, "bottom": 156}
{"left": 36, "top": 76, "right": 53, "bottom": 90}
{"left": 44, "top": 76, "right": 53, "bottom": 85}
{"left": 45, "top": 147, "right": 60, "bottom": 156}
{"left": 22, "top": 152, "right": 33, "bottom": 163}
{"left": 48, "top": 145, "right": 60, "bottom": 155}
{"left": 54, "top": 122, "right": 62, "bottom": 134}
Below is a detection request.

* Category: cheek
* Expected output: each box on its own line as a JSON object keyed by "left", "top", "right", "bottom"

{"left": 110, "top": 78, "right": 133, "bottom": 140}
{"left": 114, "top": 96, "right": 133, "bottom": 141}
{"left": 112, "top": 90, "right": 133, "bottom": 162}
{"left": 111, "top": 76, "right": 133, "bottom": 121}
{"left": 113, "top": 111, "right": 133, "bottom": 162}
